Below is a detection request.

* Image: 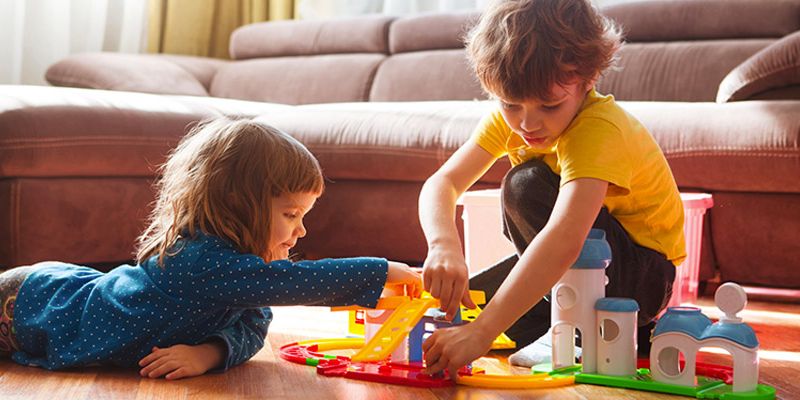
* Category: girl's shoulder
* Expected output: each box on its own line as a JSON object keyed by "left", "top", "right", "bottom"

{"left": 157, "top": 230, "right": 258, "bottom": 272}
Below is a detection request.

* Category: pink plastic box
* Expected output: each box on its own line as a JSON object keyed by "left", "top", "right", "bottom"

{"left": 667, "top": 192, "right": 714, "bottom": 307}
{"left": 458, "top": 190, "right": 714, "bottom": 305}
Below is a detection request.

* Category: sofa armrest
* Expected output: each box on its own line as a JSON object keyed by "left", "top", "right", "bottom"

{"left": 717, "top": 31, "right": 800, "bottom": 102}
{"left": 45, "top": 53, "right": 228, "bottom": 96}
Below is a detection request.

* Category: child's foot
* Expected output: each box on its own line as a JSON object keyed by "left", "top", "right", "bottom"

{"left": 507, "top": 329, "right": 582, "bottom": 367}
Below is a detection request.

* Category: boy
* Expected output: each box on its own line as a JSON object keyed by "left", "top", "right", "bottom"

{"left": 419, "top": 0, "right": 684, "bottom": 376}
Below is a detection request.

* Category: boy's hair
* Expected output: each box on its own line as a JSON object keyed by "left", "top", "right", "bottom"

{"left": 466, "top": 0, "right": 621, "bottom": 102}
{"left": 136, "top": 118, "right": 324, "bottom": 265}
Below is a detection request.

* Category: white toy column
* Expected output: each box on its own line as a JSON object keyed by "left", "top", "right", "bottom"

{"left": 596, "top": 298, "right": 639, "bottom": 376}
{"left": 715, "top": 283, "right": 759, "bottom": 392}
{"left": 551, "top": 229, "right": 611, "bottom": 373}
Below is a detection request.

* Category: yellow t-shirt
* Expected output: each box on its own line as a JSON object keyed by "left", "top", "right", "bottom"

{"left": 473, "top": 89, "right": 686, "bottom": 265}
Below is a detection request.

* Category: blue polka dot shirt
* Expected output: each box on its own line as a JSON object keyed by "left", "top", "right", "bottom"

{"left": 12, "top": 231, "right": 388, "bottom": 370}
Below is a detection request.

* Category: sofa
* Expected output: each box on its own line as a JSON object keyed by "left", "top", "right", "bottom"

{"left": 1, "top": 0, "right": 798, "bottom": 289}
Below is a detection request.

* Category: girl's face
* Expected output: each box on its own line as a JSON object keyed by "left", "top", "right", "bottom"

{"left": 497, "top": 81, "right": 589, "bottom": 149}
{"left": 269, "top": 191, "right": 319, "bottom": 261}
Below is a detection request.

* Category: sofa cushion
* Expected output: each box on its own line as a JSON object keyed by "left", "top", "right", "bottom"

{"left": 209, "top": 54, "right": 385, "bottom": 104}
{"left": 369, "top": 49, "right": 484, "bottom": 101}
{"left": 622, "top": 100, "right": 800, "bottom": 193}
{"left": 717, "top": 31, "right": 800, "bottom": 102}
{"left": 45, "top": 53, "right": 223, "bottom": 96}
{"left": 257, "top": 101, "right": 510, "bottom": 184}
{"left": 229, "top": 16, "right": 394, "bottom": 59}
{"left": 388, "top": 12, "right": 478, "bottom": 54}
{"left": 0, "top": 85, "right": 287, "bottom": 178}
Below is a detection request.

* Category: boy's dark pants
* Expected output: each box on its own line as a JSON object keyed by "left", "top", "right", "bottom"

{"left": 469, "top": 159, "right": 676, "bottom": 353}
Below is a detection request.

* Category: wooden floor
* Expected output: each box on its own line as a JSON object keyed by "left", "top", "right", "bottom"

{"left": 1, "top": 296, "right": 798, "bottom": 399}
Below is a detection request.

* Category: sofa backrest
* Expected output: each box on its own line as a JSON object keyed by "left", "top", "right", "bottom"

{"left": 213, "top": 16, "right": 394, "bottom": 104}
{"left": 598, "top": 0, "right": 800, "bottom": 102}
{"left": 210, "top": 0, "right": 800, "bottom": 105}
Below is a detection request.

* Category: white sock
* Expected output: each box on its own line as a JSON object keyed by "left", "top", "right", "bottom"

{"left": 508, "top": 329, "right": 582, "bottom": 367}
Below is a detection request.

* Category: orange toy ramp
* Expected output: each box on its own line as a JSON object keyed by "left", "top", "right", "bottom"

{"left": 350, "top": 297, "right": 438, "bottom": 362}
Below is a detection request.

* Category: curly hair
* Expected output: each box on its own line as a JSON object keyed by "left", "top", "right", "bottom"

{"left": 466, "top": 0, "right": 622, "bottom": 102}
{"left": 136, "top": 118, "right": 324, "bottom": 265}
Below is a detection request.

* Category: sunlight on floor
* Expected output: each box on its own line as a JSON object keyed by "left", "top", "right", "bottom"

{"left": 694, "top": 304, "right": 800, "bottom": 328}
{"left": 699, "top": 347, "right": 800, "bottom": 363}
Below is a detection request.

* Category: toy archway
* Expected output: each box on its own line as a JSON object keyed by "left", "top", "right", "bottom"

{"left": 552, "top": 321, "right": 582, "bottom": 370}
{"left": 651, "top": 334, "right": 758, "bottom": 392}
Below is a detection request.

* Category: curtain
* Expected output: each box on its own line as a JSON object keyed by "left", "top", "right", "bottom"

{"left": 0, "top": 0, "right": 148, "bottom": 85}
{"left": 296, "top": 0, "right": 489, "bottom": 19}
{"left": 295, "top": 0, "right": 645, "bottom": 19}
{"left": 147, "top": 0, "right": 294, "bottom": 59}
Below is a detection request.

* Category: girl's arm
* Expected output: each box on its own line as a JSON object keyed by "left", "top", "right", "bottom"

{"left": 202, "top": 307, "right": 271, "bottom": 371}
{"left": 419, "top": 141, "right": 498, "bottom": 320}
{"left": 139, "top": 308, "right": 271, "bottom": 379}
{"left": 423, "top": 177, "right": 608, "bottom": 376}
{"left": 192, "top": 257, "right": 390, "bottom": 309}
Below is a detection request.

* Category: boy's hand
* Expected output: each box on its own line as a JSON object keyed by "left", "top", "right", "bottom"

{"left": 422, "top": 247, "right": 477, "bottom": 321}
{"left": 422, "top": 320, "right": 495, "bottom": 379}
{"left": 386, "top": 261, "right": 423, "bottom": 298}
{"left": 138, "top": 342, "right": 226, "bottom": 380}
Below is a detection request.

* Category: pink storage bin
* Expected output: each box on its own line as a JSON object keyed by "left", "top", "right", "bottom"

{"left": 667, "top": 193, "right": 714, "bottom": 307}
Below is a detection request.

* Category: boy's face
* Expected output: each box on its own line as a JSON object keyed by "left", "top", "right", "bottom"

{"left": 496, "top": 81, "right": 590, "bottom": 149}
{"left": 269, "top": 191, "right": 318, "bottom": 261}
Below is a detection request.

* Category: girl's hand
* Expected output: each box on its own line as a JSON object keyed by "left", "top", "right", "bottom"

{"left": 138, "top": 342, "right": 226, "bottom": 380}
{"left": 422, "top": 320, "right": 495, "bottom": 380}
{"left": 386, "top": 261, "right": 423, "bottom": 298}
{"left": 422, "top": 246, "right": 477, "bottom": 321}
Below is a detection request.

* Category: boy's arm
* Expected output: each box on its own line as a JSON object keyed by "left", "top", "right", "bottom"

{"left": 423, "top": 177, "right": 608, "bottom": 376}
{"left": 475, "top": 178, "right": 607, "bottom": 337}
{"left": 419, "top": 141, "right": 497, "bottom": 320}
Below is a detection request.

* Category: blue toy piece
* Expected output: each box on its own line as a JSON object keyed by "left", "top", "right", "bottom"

{"left": 595, "top": 297, "right": 640, "bottom": 313}
{"left": 408, "top": 308, "right": 463, "bottom": 362}
{"left": 571, "top": 228, "right": 612, "bottom": 269}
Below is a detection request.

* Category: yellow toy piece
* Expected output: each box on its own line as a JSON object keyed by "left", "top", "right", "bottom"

{"left": 351, "top": 297, "right": 439, "bottom": 362}
{"left": 296, "top": 337, "right": 365, "bottom": 351}
{"left": 460, "top": 305, "right": 517, "bottom": 350}
{"left": 347, "top": 310, "right": 366, "bottom": 336}
{"left": 457, "top": 373, "right": 575, "bottom": 389}
{"left": 331, "top": 295, "right": 411, "bottom": 312}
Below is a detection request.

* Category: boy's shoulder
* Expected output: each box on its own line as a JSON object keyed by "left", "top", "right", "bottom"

{"left": 579, "top": 90, "right": 626, "bottom": 122}
{"left": 572, "top": 90, "right": 647, "bottom": 138}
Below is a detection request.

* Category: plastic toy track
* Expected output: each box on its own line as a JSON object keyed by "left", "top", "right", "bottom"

{"left": 457, "top": 373, "right": 575, "bottom": 389}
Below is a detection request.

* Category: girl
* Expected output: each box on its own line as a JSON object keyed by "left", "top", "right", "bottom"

{"left": 0, "top": 118, "right": 420, "bottom": 379}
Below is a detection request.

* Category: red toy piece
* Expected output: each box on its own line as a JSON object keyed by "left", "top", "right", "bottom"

{"left": 636, "top": 358, "right": 734, "bottom": 385}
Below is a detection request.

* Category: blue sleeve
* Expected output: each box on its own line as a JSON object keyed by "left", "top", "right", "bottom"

{"left": 191, "top": 256, "right": 388, "bottom": 309}
{"left": 204, "top": 308, "right": 272, "bottom": 371}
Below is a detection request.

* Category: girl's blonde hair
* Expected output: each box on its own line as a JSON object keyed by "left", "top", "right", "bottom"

{"left": 466, "top": 0, "right": 621, "bottom": 102}
{"left": 136, "top": 118, "right": 324, "bottom": 265}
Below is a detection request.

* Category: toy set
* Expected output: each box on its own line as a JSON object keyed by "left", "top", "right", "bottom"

{"left": 280, "top": 229, "right": 775, "bottom": 398}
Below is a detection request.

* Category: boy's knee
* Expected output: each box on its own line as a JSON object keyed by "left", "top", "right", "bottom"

{"left": 501, "top": 159, "right": 558, "bottom": 210}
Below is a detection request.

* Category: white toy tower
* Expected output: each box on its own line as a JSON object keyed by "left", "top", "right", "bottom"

{"left": 595, "top": 297, "right": 639, "bottom": 376}
{"left": 551, "top": 229, "right": 611, "bottom": 373}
